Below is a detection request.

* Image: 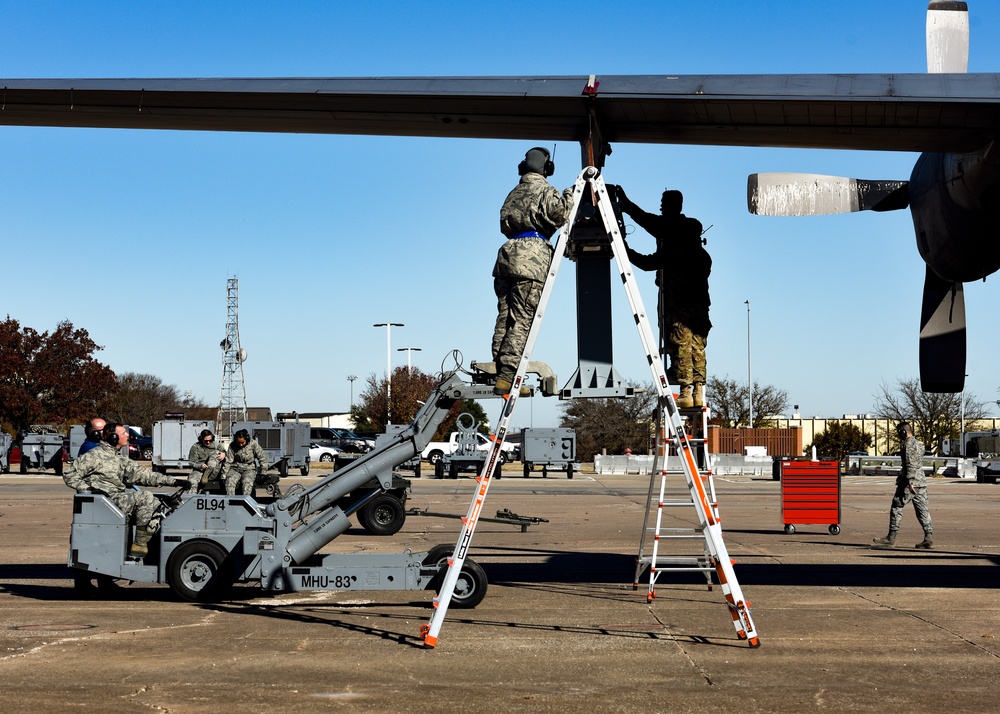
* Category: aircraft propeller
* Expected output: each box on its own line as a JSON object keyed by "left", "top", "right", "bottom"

{"left": 745, "top": 1, "right": 971, "bottom": 393}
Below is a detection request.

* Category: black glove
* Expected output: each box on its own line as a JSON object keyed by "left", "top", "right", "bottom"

{"left": 172, "top": 478, "right": 192, "bottom": 490}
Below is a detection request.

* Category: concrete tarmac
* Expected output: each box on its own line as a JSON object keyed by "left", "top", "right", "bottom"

{"left": 1, "top": 467, "right": 998, "bottom": 713}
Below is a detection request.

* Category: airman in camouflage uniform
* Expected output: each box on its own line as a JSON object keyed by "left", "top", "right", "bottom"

{"left": 63, "top": 422, "right": 186, "bottom": 557}
{"left": 187, "top": 428, "right": 225, "bottom": 491}
{"left": 222, "top": 429, "right": 272, "bottom": 496}
{"left": 874, "top": 421, "right": 933, "bottom": 549}
{"left": 615, "top": 186, "right": 711, "bottom": 408}
{"left": 492, "top": 147, "right": 575, "bottom": 394}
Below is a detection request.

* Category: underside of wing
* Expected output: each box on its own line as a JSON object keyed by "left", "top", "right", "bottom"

{"left": 0, "top": 73, "right": 997, "bottom": 152}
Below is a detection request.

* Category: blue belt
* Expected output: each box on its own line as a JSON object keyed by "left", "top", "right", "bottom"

{"left": 510, "top": 231, "right": 546, "bottom": 240}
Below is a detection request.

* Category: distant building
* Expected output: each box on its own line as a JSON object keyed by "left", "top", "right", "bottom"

{"left": 711, "top": 415, "right": 1000, "bottom": 456}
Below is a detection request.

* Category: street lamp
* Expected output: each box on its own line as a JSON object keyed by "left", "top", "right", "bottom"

{"left": 397, "top": 347, "right": 422, "bottom": 371}
{"left": 745, "top": 300, "right": 753, "bottom": 428}
{"left": 347, "top": 374, "right": 357, "bottom": 408}
{"left": 373, "top": 322, "right": 404, "bottom": 425}
{"left": 960, "top": 373, "right": 969, "bottom": 456}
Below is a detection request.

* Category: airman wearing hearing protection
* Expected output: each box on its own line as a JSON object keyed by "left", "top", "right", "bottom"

{"left": 492, "top": 146, "right": 575, "bottom": 395}
{"left": 63, "top": 422, "right": 187, "bottom": 557}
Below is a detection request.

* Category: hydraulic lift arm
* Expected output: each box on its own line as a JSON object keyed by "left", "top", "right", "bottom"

{"left": 268, "top": 370, "right": 471, "bottom": 564}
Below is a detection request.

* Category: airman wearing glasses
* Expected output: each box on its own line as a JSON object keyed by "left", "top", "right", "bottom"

{"left": 187, "top": 429, "right": 225, "bottom": 492}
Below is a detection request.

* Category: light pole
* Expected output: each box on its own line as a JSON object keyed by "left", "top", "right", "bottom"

{"left": 745, "top": 300, "right": 753, "bottom": 428}
{"left": 373, "top": 322, "right": 404, "bottom": 425}
{"left": 397, "top": 347, "right": 422, "bottom": 372}
{"left": 347, "top": 374, "right": 357, "bottom": 408}
{"left": 960, "top": 373, "right": 969, "bottom": 456}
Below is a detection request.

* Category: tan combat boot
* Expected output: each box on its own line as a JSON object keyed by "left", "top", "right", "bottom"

{"left": 676, "top": 385, "right": 695, "bottom": 409}
{"left": 494, "top": 373, "right": 531, "bottom": 397}
{"left": 872, "top": 532, "right": 897, "bottom": 548}
{"left": 692, "top": 383, "right": 705, "bottom": 408}
{"left": 129, "top": 526, "right": 151, "bottom": 558}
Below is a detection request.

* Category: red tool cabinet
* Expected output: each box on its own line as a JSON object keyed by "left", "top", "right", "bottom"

{"left": 779, "top": 460, "right": 841, "bottom": 535}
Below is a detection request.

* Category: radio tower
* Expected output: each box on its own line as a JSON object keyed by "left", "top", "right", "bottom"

{"left": 217, "top": 277, "right": 248, "bottom": 437}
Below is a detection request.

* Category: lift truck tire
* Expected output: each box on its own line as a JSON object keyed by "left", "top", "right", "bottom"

{"left": 358, "top": 493, "right": 406, "bottom": 536}
{"left": 167, "top": 539, "right": 237, "bottom": 602}
{"left": 423, "top": 544, "right": 488, "bottom": 609}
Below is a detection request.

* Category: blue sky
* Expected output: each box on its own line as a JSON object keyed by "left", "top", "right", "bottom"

{"left": 3, "top": 1, "right": 1000, "bottom": 432}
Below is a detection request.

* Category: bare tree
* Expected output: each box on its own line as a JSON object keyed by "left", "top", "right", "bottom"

{"left": 100, "top": 373, "right": 209, "bottom": 434}
{"left": 350, "top": 366, "right": 475, "bottom": 439}
{"left": 558, "top": 382, "right": 659, "bottom": 458}
{"left": 706, "top": 376, "right": 789, "bottom": 428}
{"left": 872, "top": 377, "right": 988, "bottom": 452}
{"left": 807, "top": 422, "right": 873, "bottom": 461}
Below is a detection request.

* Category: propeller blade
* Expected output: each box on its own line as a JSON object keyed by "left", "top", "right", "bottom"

{"left": 927, "top": 1, "right": 969, "bottom": 73}
{"left": 919, "top": 265, "right": 966, "bottom": 392}
{"left": 747, "top": 173, "right": 909, "bottom": 216}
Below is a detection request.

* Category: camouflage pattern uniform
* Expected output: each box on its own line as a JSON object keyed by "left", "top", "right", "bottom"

{"left": 63, "top": 440, "right": 177, "bottom": 531}
{"left": 187, "top": 441, "right": 225, "bottom": 491}
{"left": 492, "top": 172, "right": 575, "bottom": 376}
{"left": 620, "top": 201, "right": 712, "bottom": 389}
{"left": 222, "top": 439, "right": 269, "bottom": 496}
{"left": 888, "top": 435, "right": 933, "bottom": 537}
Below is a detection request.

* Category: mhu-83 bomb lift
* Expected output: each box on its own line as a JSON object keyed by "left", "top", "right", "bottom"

{"left": 67, "top": 370, "right": 545, "bottom": 607}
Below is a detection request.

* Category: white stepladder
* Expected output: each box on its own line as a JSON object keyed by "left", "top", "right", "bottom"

{"left": 422, "top": 167, "right": 760, "bottom": 649}
{"left": 634, "top": 399, "right": 720, "bottom": 594}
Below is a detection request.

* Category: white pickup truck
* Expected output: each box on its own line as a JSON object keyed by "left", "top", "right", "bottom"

{"left": 420, "top": 431, "right": 517, "bottom": 464}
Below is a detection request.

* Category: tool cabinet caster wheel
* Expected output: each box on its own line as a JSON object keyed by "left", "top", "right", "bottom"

{"left": 784, "top": 524, "right": 795, "bottom": 534}
{"left": 829, "top": 524, "right": 841, "bottom": 535}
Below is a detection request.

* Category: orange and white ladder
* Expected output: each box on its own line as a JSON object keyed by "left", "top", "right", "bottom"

{"left": 422, "top": 168, "right": 759, "bottom": 648}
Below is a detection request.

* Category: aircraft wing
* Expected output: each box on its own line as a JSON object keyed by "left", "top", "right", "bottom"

{"left": 0, "top": 73, "right": 998, "bottom": 153}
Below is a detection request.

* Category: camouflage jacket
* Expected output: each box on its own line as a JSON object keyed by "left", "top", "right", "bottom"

{"left": 63, "top": 440, "right": 176, "bottom": 495}
{"left": 899, "top": 436, "right": 926, "bottom": 488}
{"left": 495, "top": 173, "right": 574, "bottom": 282}
{"left": 224, "top": 439, "right": 269, "bottom": 473}
{"left": 188, "top": 442, "right": 225, "bottom": 476}
{"left": 499, "top": 173, "right": 574, "bottom": 240}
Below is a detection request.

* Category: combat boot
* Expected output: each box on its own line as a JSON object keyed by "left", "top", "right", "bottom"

{"left": 872, "top": 532, "right": 897, "bottom": 548}
{"left": 129, "top": 526, "right": 151, "bottom": 558}
{"left": 915, "top": 534, "right": 934, "bottom": 549}
{"left": 494, "top": 373, "right": 531, "bottom": 397}
{"left": 692, "top": 383, "right": 705, "bottom": 408}
{"left": 676, "top": 385, "right": 695, "bottom": 409}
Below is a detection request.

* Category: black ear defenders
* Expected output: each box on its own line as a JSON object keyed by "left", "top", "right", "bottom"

{"left": 103, "top": 423, "right": 121, "bottom": 447}
{"left": 518, "top": 147, "right": 554, "bottom": 177}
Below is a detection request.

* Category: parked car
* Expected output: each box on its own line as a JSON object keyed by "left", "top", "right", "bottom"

{"left": 309, "top": 442, "right": 342, "bottom": 464}
{"left": 128, "top": 427, "right": 153, "bottom": 461}
{"left": 309, "top": 427, "right": 370, "bottom": 454}
{"left": 333, "top": 428, "right": 375, "bottom": 451}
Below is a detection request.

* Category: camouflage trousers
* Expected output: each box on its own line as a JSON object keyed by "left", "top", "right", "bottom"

{"left": 665, "top": 320, "right": 707, "bottom": 387}
{"left": 492, "top": 237, "right": 552, "bottom": 376}
{"left": 888, "top": 484, "right": 932, "bottom": 535}
{"left": 188, "top": 464, "right": 223, "bottom": 491}
{"left": 109, "top": 489, "right": 163, "bottom": 532}
{"left": 225, "top": 467, "right": 258, "bottom": 496}
{"left": 492, "top": 277, "right": 544, "bottom": 376}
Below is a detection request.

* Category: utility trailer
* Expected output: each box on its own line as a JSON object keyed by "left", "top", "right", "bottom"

{"left": 521, "top": 427, "right": 577, "bottom": 479}
{"left": 19, "top": 427, "right": 64, "bottom": 475}
{"left": 0, "top": 432, "right": 11, "bottom": 473}
{"left": 67, "top": 371, "right": 488, "bottom": 607}
{"left": 151, "top": 419, "right": 216, "bottom": 473}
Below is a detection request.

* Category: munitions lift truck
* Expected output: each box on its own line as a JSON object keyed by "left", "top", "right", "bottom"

{"left": 68, "top": 370, "right": 522, "bottom": 606}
